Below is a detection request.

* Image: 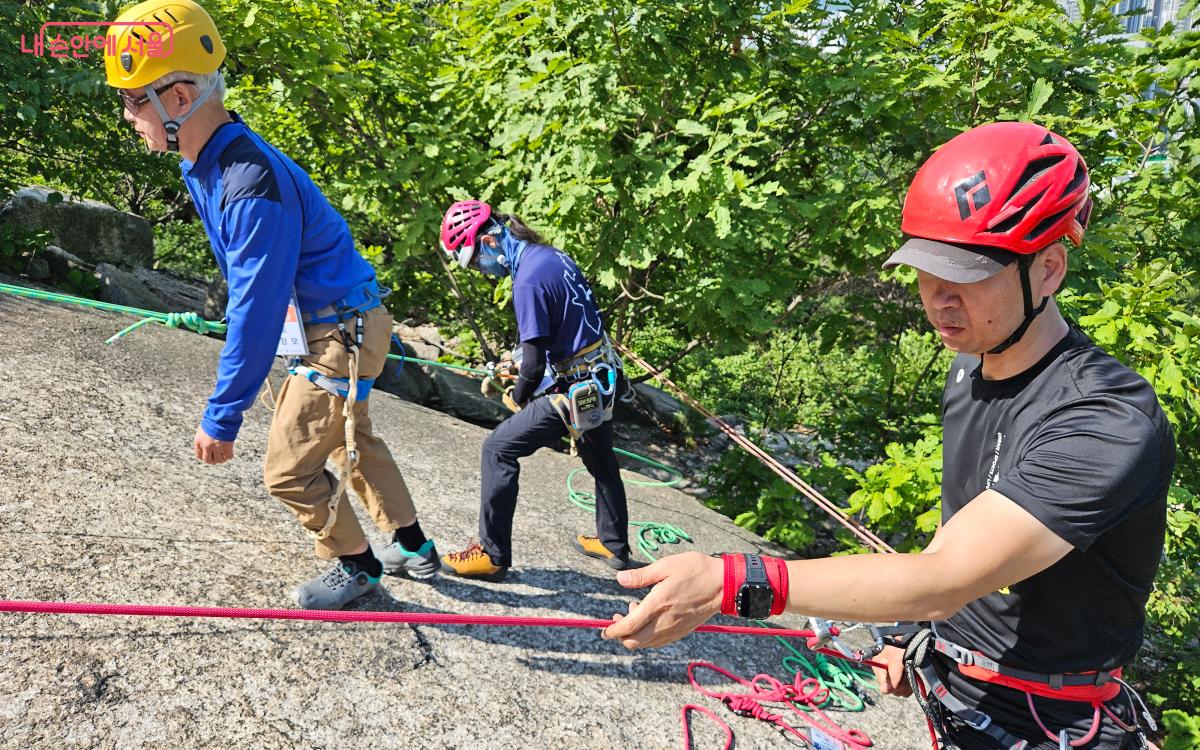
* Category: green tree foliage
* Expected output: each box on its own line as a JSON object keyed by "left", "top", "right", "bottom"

{"left": 1162, "top": 709, "right": 1200, "bottom": 750}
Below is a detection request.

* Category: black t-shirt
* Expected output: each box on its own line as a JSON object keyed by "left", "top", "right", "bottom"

{"left": 935, "top": 328, "right": 1174, "bottom": 746}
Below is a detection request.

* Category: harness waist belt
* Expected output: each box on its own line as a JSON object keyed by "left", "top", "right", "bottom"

{"left": 956, "top": 663, "right": 1122, "bottom": 704}
{"left": 551, "top": 338, "right": 608, "bottom": 381}
{"left": 933, "top": 637, "right": 1122, "bottom": 699}
{"left": 302, "top": 279, "right": 389, "bottom": 324}
{"left": 288, "top": 362, "right": 375, "bottom": 401}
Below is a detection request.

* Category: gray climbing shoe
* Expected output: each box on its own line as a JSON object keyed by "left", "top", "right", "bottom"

{"left": 292, "top": 560, "right": 380, "bottom": 610}
{"left": 377, "top": 539, "right": 441, "bottom": 579}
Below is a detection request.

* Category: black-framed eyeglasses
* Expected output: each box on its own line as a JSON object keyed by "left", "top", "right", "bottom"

{"left": 119, "top": 80, "right": 195, "bottom": 115}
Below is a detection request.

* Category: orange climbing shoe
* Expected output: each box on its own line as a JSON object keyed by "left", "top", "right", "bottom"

{"left": 442, "top": 542, "right": 508, "bottom": 582}
{"left": 571, "top": 535, "right": 645, "bottom": 571}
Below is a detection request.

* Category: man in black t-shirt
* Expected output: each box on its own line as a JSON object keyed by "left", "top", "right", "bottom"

{"left": 929, "top": 325, "right": 1173, "bottom": 748}
{"left": 601, "top": 123, "right": 1174, "bottom": 750}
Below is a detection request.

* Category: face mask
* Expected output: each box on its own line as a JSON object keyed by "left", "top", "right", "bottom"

{"left": 476, "top": 245, "right": 510, "bottom": 277}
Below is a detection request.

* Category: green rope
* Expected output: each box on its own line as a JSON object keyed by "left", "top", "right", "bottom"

{"left": 565, "top": 447, "right": 691, "bottom": 562}
{"left": 0, "top": 282, "right": 227, "bottom": 341}
{"left": 106, "top": 311, "right": 228, "bottom": 343}
{"left": 775, "top": 635, "right": 879, "bottom": 713}
{"left": 385, "top": 352, "right": 490, "bottom": 375}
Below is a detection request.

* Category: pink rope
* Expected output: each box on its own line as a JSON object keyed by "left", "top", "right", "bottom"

{"left": 687, "top": 661, "right": 873, "bottom": 749}
{"left": 0, "top": 599, "right": 820, "bottom": 639}
{"left": 1027, "top": 690, "right": 1102, "bottom": 747}
{"left": 680, "top": 704, "right": 734, "bottom": 750}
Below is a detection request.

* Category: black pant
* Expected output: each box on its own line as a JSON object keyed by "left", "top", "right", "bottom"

{"left": 479, "top": 395, "right": 629, "bottom": 567}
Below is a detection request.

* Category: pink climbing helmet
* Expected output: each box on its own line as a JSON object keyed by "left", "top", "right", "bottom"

{"left": 440, "top": 200, "right": 494, "bottom": 268}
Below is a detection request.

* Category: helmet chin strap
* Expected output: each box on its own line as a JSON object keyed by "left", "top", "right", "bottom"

{"left": 987, "top": 254, "right": 1049, "bottom": 355}
{"left": 146, "top": 82, "right": 216, "bottom": 153}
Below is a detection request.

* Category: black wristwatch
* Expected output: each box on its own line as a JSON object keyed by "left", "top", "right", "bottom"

{"left": 735, "top": 554, "right": 774, "bottom": 620}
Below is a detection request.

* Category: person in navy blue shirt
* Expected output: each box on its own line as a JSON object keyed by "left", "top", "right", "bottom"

{"left": 104, "top": 0, "right": 440, "bottom": 610}
{"left": 438, "top": 200, "right": 640, "bottom": 580}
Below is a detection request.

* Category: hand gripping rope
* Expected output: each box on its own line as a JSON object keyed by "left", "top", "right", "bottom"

{"left": 0, "top": 283, "right": 890, "bottom": 746}
{"left": 0, "top": 599, "right": 830, "bottom": 639}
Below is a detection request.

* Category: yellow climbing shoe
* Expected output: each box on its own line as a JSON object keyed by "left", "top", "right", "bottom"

{"left": 442, "top": 542, "right": 508, "bottom": 581}
{"left": 571, "top": 535, "right": 645, "bottom": 571}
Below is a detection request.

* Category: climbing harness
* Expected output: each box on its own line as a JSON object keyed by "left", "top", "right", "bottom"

{"left": 871, "top": 625, "right": 1154, "bottom": 750}
{"left": 285, "top": 363, "right": 375, "bottom": 401}
{"left": 686, "top": 661, "right": 874, "bottom": 749}
{"left": 286, "top": 280, "right": 389, "bottom": 541}
{"left": 5, "top": 279, "right": 1165, "bottom": 750}
{"left": 547, "top": 364, "right": 616, "bottom": 440}
{"left": 546, "top": 333, "right": 624, "bottom": 440}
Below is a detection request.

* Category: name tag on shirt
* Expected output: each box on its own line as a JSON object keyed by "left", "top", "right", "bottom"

{"left": 277, "top": 290, "right": 309, "bottom": 356}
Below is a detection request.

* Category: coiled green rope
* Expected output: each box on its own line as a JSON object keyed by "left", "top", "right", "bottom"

{"left": 776, "top": 635, "right": 879, "bottom": 712}
{"left": 565, "top": 447, "right": 691, "bottom": 562}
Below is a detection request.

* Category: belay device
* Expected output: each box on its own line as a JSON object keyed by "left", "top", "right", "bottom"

{"left": 549, "top": 338, "right": 621, "bottom": 440}
{"left": 564, "top": 361, "right": 617, "bottom": 433}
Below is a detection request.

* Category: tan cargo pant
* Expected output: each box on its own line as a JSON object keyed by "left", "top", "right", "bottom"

{"left": 264, "top": 305, "right": 417, "bottom": 559}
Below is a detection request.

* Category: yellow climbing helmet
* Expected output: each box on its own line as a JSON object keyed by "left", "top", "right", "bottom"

{"left": 104, "top": 0, "right": 225, "bottom": 90}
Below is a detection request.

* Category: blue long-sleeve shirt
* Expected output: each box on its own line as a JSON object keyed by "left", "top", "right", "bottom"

{"left": 181, "top": 113, "right": 376, "bottom": 441}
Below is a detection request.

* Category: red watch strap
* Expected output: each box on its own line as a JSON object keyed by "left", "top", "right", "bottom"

{"left": 763, "top": 556, "right": 789, "bottom": 616}
{"left": 720, "top": 554, "right": 745, "bottom": 616}
{"left": 723, "top": 554, "right": 788, "bottom": 617}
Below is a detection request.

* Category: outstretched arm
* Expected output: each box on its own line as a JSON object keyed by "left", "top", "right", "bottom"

{"left": 602, "top": 489, "right": 1072, "bottom": 649}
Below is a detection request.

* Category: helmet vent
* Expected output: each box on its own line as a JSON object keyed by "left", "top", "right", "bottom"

{"left": 131, "top": 30, "right": 144, "bottom": 42}
{"left": 200, "top": 34, "right": 214, "bottom": 53}
{"left": 164, "top": 8, "right": 179, "bottom": 23}
{"left": 1065, "top": 162, "right": 1087, "bottom": 195}
{"left": 1041, "top": 133, "right": 1057, "bottom": 146}
{"left": 987, "top": 189, "right": 1045, "bottom": 234}
{"left": 1024, "top": 205, "right": 1073, "bottom": 242}
{"left": 1012, "top": 156, "right": 1065, "bottom": 196}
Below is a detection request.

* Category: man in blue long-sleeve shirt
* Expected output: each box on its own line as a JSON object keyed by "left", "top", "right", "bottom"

{"left": 105, "top": 0, "right": 439, "bottom": 609}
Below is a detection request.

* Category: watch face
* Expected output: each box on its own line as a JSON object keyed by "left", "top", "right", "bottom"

{"left": 736, "top": 583, "right": 774, "bottom": 619}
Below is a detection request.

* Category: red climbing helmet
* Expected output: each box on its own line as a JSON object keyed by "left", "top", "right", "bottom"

{"left": 440, "top": 200, "right": 494, "bottom": 269}
{"left": 885, "top": 122, "right": 1092, "bottom": 283}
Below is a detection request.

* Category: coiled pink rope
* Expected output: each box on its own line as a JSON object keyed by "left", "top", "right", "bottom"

{"left": 687, "top": 661, "right": 873, "bottom": 748}
{"left": 0, "top": 599, "right": 823, "bottom": 639}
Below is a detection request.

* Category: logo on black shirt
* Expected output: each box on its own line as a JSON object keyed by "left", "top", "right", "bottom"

{"left": 986, "top": 431, "right": 1003, "bottom": 489}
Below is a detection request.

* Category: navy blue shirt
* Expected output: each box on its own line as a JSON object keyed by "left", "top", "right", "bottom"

{"left": 512, "top": 244, "right": 604, "bottom": 365}
{"left": 181, "top": 113, "right": 376, "bottom": 441}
